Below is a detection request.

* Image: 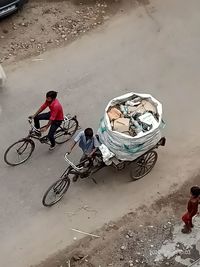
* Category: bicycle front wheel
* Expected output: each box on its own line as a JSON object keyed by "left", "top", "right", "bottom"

{"left": 42, "top": 177, "right": 70, "bottom": 207}
{"left": 55, "top": 118, "right": 78, "bottom": 144}
{"left": 4, "top": 139, "right": 35, "bottom": 166}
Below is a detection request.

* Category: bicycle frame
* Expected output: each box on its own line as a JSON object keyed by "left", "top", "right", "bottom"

{"left": 24, "top": 119, "right": 50, "bottom": 144}
{"left": 27, "top": 114, "right": 76, "bottom": 143}
{"left": 64, "top": 152, "right": 106, "bottom": 185}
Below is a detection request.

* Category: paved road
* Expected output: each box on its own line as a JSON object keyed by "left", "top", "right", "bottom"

{"left": 1, "top": 0, "right": 200, "bottom": 266}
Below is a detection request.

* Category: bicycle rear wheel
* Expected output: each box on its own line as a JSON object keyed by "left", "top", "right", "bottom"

{"left": 4, "top": 139, "right": 35, "bottom": 166}
{"left": 55, "top": 118, "right": 78, "bottom": 144}
{"left": 42, "top": 177, "right": 70, "bottom": 207}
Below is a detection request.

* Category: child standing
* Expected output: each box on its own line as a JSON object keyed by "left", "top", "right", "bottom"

{"left": 181, "top": 186, "right": 200, "bottom": 234}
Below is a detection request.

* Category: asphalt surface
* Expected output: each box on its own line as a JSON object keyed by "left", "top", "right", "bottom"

{"left": 1, "top": 0, "right": 200, "bottom": 266}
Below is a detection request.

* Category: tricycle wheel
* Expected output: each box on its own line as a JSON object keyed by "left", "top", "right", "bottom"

{"left": 130, "top": 150, "right": 158, "bottom": 181}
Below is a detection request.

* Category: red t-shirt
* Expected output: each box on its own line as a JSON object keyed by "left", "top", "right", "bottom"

{"left": 187, "top": 197, "right": 199, "bottom": 217}
{"left": 40, "top": 99, "right": 64, "bottom": 121}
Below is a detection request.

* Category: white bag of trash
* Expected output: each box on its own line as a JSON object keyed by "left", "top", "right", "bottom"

{"left": 98, "top": 92, "right": 164, "bottom": 161}
{"left": 98, "top": 144, "right": 115, "bottom": 165}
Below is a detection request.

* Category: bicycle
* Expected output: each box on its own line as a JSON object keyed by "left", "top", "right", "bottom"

{"left": 42, "top": 137, "right": 166, "bottom": 207}
{"left": 4, "top": 114, "right": 79, "bottom": 166}
{"left": 42, "top": 152, "right": 104, "bottom": 207}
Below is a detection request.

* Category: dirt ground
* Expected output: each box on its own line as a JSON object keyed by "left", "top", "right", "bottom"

{"left": 33, "top": 175, "right": 200, "bottom": 267}
{"left": 0, "top": 0, "right": 149, "bottom": 64}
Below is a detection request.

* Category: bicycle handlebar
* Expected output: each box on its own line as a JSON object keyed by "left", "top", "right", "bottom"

{"left": 64, "top": 153, "right": 83, "bottom": 172}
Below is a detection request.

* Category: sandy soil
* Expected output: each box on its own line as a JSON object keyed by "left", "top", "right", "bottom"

{"left": 34, "top": 175, "right": 200, "bottom": 267}
{"left": 0, "top": 0, "right": 148, "bottom": 64}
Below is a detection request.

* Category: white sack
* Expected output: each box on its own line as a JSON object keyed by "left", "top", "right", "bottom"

{"left": 98, "top": 92, "right": 163, "bottom": 161}
{"left": 99, "top": 144, "right": 115, "bottom": 165}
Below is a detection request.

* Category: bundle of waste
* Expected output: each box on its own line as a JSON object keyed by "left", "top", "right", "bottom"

{"left": 107, "top": 95, "right": 159, "bottom": 137}
{"left": 98, "top": 92, "right": 164, "bottom": 161}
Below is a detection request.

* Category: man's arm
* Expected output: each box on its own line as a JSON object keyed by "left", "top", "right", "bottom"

{"left": 32, "top": 107, "right": 44, "bottom": 118}
{"left": 30, "top": 102, "right": 48, "bottom": 119}
{"left": 67, "top": 131, "right": 82, "bottom": 153}
{"left": 40, "top": 120, "right": 53, "bottom": 132}
{"left": 41, "top": 103, "right": 58, "bottom": 132}
{"left": 88, "top": 136, "right": 100, "bottom": 157}
{"left": 67, "top": 140, "right": 77, "bottom": 153}
{"left": 88, "top": 147, "right": 98, "bottom": 157}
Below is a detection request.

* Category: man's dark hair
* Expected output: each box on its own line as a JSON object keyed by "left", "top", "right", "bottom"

{"left": 84, "top": 128, "right": 93, "bottom": 138}
{"left": 190, "top": 186, "right": 200, "bottom": 197}
{"left": 46, "top": 91, "right": 58, "bottom": 99}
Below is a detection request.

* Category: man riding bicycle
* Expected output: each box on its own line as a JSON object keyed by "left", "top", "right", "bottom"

{"left": 68, "top": 128, "right": 100, "bottom": 159}
{"left": 67, "top": 128, "right": 101, "bottom": 181}
{"left": 29, "top": 91, "right": 64, "bottom": 151}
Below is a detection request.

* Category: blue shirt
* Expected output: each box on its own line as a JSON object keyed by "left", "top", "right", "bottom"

{"left": 74, "top": 131, "right": 100, "bottom": 154}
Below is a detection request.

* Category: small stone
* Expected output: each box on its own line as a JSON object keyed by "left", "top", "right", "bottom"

{"left": 30, "top": 38, "right": 35, "bottom": 42}
{"left": 126, "top": 235, "right": 130, "bottom": 239}
{"left": 72, "top": 253, "right": 84, "bottom": 261}
{"left": 21, "top": 22, "right": 28, "bottom": 27}
{"left": 127, "top": 230, "right": 134, "bottom": 237}
{"left": 121, "top": 245, "right": 126, "bottom": 250}
{"left": 2, "top": 29, "right": 8, "bottom": 34}
{"left": 120, "top": 255, "right": 124, "bottom": 261}
{"left": 103, "top": 16, "right": 110, "bottom": 20}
